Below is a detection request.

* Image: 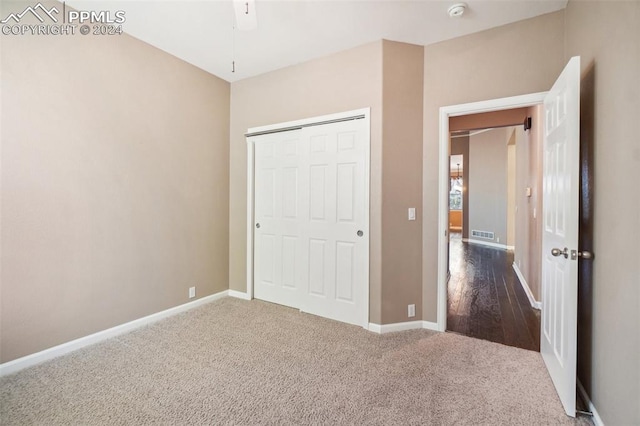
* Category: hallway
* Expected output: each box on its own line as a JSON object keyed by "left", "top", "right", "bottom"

{"left": 447, "top": 233, "right": 541, "bottom": 351}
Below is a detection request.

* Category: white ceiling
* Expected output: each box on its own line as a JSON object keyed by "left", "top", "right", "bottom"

{"left": 68, "top": 0, "right": 568, "bottom": 82}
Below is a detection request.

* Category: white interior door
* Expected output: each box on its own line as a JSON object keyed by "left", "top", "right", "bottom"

{"left": 252, "top": 112, "right": 369, "bottom": 328}
{"left": 541, "top": 56, "right": 581, "bottom": 417}
{"left": 299, "top": 120, "right": 369, "bottom": 327}
{"left": 254, "top": 130, "right": 305, "bottom": 309}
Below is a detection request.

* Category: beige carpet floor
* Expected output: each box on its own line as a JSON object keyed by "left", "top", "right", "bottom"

{"left": 1, "top": 297, "right": 591, "bottom": 425}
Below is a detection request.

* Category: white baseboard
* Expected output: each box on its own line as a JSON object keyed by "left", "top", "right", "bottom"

{"left": 577, "top": 379, "right": 604, "bottom": 426}
{"left": 0, "top": 290, "right": 229, "bottom": 377}
{"left": 369, "top": 320, "right": 441, "bottom": 334}
{"left": 466, "top": 238, "right": 509, "bottom": 250}
{"left": 422, "top": 321, "right": 440, "bottom": 331}
{"left": 512, "top": 263, "right": 542, "bottom": 309}
{"left": 228, "top": 290, "right": 251, "bottom": 300}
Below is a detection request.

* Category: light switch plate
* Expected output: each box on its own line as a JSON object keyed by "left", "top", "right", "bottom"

{"left": 408, "top": 208, "right": 416, "bottom": 221}
{"left": 408, "top": 304, "right": 415, "bottom": 317}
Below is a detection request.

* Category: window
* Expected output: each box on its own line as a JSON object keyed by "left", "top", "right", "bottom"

{"left": 450, "top": 177, "right": 463, "bottom": 210}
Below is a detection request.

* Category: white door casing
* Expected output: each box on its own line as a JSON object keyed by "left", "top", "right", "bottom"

{"left": 248, "top": 109, "right": 370, "bottom": 328}
{"left": 540, "top": 56, "right": 581, "bottom": 418}
{"left": 437, "top": 92, "right": 547, "bottom": 331}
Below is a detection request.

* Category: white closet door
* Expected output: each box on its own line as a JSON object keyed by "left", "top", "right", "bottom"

{"left": 300, "top": 119, "right": 368, "bottom": 327}
{"left": 252, "top": 116, "right": 369, "bottom": 328}
{"left": 254, "top": 130, "right": 305, "bottom": 309}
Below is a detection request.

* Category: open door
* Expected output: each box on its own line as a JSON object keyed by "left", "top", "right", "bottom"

{"left": 541, "top": 56, "right": 581, "bottom": 417}
{"left": 437, "top": 57, "right": 584, "bottom": 418}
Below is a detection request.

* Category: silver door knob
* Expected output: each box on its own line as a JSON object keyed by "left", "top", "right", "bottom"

{"left": 577, "top": 251, "right": 593, "bottom": 259}
{"left": 551, "top": 247, "right": 569, "bottom": 259}
{"left": 572, "top": 250, "right": 593, "bottom": 260}
{"left": 256, "top": 223, "right": 260, "bottom": 229}
{"left": 357, "top": 230, "right": 364, "bottom": 237}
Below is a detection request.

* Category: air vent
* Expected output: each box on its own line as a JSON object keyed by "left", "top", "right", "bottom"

{"left": 471, "top": 230, "right": 495, "bottom": 240}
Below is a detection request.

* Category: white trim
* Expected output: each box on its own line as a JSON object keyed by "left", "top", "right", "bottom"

{"left": 577, "top": 379, "right": 604, "bottom": 426}
{"left": 369, "top": 320, "right": 423, "bottom": 333}
{"left": 246, "top": 108, "right": 371, "bottom": 329}
{"left": 466, "top": 238, "right": 509, "bottom": 250}
{"left": 368, "top": 320, "right": 441, "bottom": 334}
{"left": 0, "top": 291, "right": 229, "bottom": 377}
{"left": 512, "top": 262, "right": 542, "bottom": 309}
{"left": 362, "top": 110, "right": 371, "bottom": 329}
{"left": 228, "top": 290, "right": 251, "bottom": 300}
{"left": 437, "top": 92, "right": 547, "bottom": 333}
{"left": 245, "top": 141, "right": 255, "bottom": 301}
{"left": 367, "top": 323, "right": 383, "bottom": 333}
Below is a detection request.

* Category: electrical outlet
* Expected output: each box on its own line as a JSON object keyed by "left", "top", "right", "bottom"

{"left": 189, "top": 287, "right": 196, "bottom": 299}
{"left": 408, "top": 304, "right": 415, "bottom": 318}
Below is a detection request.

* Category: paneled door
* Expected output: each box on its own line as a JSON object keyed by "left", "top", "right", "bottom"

{"left": 254, "top": 130, "right": 305, "bottom": 309}
{"left": 541, "top": 56, "right": 581, "bottom": 417}
{"left": 252, "top": 113, "right": 369, "bottom": 328}
{"left": 299, "top": 119, "right": 369, "bottom": 327}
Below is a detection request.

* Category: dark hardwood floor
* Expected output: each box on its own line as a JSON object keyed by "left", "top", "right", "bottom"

{"left": 447, "top": 233, "right": 541, "bottom": 351}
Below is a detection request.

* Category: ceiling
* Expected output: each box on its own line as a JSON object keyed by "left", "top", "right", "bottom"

{"left": 67, "top": 0, "right": 568, "bottom": 82}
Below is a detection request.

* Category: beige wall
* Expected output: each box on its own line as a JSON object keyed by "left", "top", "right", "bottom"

{"left": 0, "top": 9, "right": 230, "bottom": 362}
{"left": 526, "top": 106, "right": 543, "bottom": 300}
{"left": 381, "top": 41, "right": 424, "bottom": 323}
{"left": 450, "top": 108, "right": 528, "bottom": 132}
{"left": 468, "top": 128, "right": 508, "bottom": 246}
{"left": 422, "top": 11, "right": 565, "bottom": 321}
{"left": 514, "top": 105, "right": 543, "bottom": 301}
{"left": 228, "top": 42, "right": 385, "bottom": 322}
{"left": 565, "top": 1, "right": 640, "bottom": 424}
{"left": 229, "top": 40, "right": 423, "bottom": 325}
{"left": 506, "top": 138, "right": 516, "bottom": 248}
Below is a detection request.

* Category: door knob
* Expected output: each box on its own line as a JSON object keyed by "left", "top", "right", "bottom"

{"left": 357, "top": 230, "right": 364, "bottom": 237}
{"left": 256, "top": 223, "right": 260, "bottom": 229}
{"left": 577, "top": 251, "right": 593, "bottom": 259}
{"left": 571, "top": 249, "right": 593, "bottom": 260}
{"left": 551, "top": 247, "right": 569, "bottom": 259}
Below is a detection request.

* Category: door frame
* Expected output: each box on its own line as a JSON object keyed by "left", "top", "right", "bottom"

{"left": 436, "top": 93, "right": 547, "bottom": 332}
{"left": 245, "top": 108, "right": 371, "bottom": 327}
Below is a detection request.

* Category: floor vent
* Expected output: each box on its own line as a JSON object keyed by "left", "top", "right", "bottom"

{"left": 471, "top": 230, "right": 495, "bottom": 240}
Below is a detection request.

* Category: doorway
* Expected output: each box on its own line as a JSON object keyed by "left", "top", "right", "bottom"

{"left": 446, "top": 125, "right": 540, "bottom": 351}
{"left": 437, "top": 58, "right": 582, "bottom": 417}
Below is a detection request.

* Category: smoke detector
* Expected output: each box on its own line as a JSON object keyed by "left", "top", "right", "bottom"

{"left": 448, "top": 3, "right": 467, "bottom": 18}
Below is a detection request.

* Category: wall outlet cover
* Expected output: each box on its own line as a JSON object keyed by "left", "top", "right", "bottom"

{"left": 189, "top": 287, "right": 196, "bottom": 299}
{"left": 408, "top": 304, "right": 416, "bottom": 318}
